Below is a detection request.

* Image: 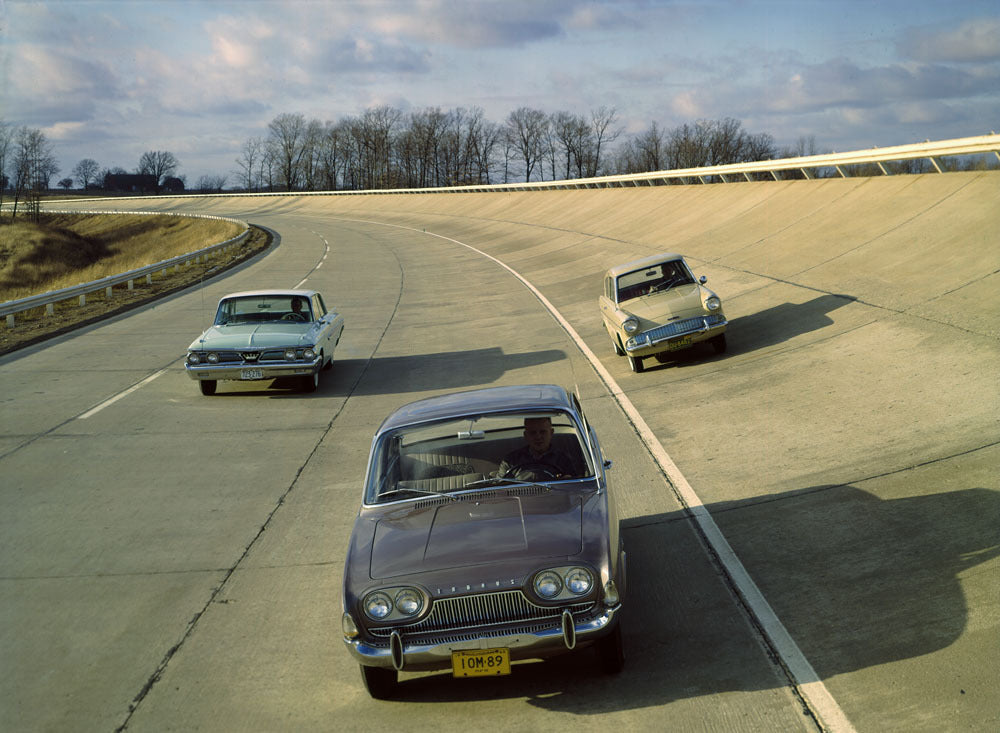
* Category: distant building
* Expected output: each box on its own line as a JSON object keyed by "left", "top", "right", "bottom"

{"left": 104, "top": 174, "right": 158, "bottom": 193}
{"left": 162, "top": 176, "right": 185, "bottom": 193}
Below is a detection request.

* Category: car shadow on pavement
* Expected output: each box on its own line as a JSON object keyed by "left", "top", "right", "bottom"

{"left": 322, "top": 347, "right": 569, "bottom": 396}
{"left": 645, "top": 292, "right": 858, "bottom": 370}
{"left": 376, "top": 483, "right": 999, "bottom": 714}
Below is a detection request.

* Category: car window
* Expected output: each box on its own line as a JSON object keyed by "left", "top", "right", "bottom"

{"left": 615, "top": 260, "right": 693, "bottom": 303}
{"left": 215, "top": 295, "right": 311, "bottom": 325}
{"left": 365, "top": 410, "right": 594, "bottom": 504}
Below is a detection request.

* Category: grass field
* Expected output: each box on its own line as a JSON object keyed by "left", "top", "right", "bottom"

{"left": 0, "top": 213, "right": 244, "bottom": 301}
{"left": 0, "top": 213, "right": 271, "bottom": 355}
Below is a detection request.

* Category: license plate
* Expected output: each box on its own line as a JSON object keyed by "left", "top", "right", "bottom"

{"left": 240, "top": 368, "right": 264, "bottom": 380}
{"left": 665, "top": 336, "right": 692, "bottom": 351}
{"left": 451, "top": 648, "right": 511, "bottom": 677}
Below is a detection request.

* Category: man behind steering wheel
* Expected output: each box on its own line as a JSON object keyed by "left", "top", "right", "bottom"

{"left": 496, "top": 417, "right": 577, "bottom": 481}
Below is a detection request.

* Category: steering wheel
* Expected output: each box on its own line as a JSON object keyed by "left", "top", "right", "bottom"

{"left": 281, "top": 312, "right": 307, "bottom": 322}
{"left": 501, "top": 461, "right": 561, "bottom": 481}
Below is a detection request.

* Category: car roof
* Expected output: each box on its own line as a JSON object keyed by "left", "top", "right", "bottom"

{"left": 378, "top": 384, "right": 575, "bottom": 433}
{"left": 605, "top": 253, "right": 685, "bottom": 278}
{"left": 218, "top": 289, "right": 318, "bottom": 301}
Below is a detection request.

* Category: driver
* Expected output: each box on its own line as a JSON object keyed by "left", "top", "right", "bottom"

{"left": 289, "top": 297, "right": 309, "bottom": 320}
{"left": 496, "top": 417, "right": 577, "bottom": 480}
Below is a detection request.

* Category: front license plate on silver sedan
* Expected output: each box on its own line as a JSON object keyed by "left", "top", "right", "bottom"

{"left": 240, "top": 368, "right": 264, "bottom": 380}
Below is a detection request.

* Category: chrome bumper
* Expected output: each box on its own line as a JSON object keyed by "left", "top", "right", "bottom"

{"left": 345, "top": 605, "right": 621, "bottom": 672}
{"left": 185, "top": 358, "right": 321, "bottom": 381}
{"left": 625, "top": 318, "right": 727, "bottom": 355}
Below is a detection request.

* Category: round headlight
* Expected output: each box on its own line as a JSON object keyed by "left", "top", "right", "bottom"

{"left": 564, "top": 567, "right": 593, "bottom": 595}
{"left": 303, "top": 347, "right": 316, "bottom": 360}
{"left": 206, "top": 352, "right": 219, "bottom": 364}
{"left": 395, "top": 588, "right": 423, "bottom": 616}
{"left": 187, "top": 353, "right": 200, "bottom": 365}
{"left": 534, "top": 570, "right": 563, "bottom": 598}
{"left": 623, "top": 318, "right": 639, "bottom": 334}
{"left": 284, "top": 348, "right": 298, "bottom": 361}
{"left": 706, "top": 296, "right": 721, "bottom": 311}
{"left": 363, "top": 591, "right": 393, "bottom": 620}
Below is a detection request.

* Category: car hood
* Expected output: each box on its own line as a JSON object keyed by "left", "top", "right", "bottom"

{"left": 624, "top": 284, "right": 707, "bottom": 322}
{"left": 369, "top": 491, "right": 585, "bottom": 578}
{"left": 189, "top": 324, "right": 313, "bottom": 350}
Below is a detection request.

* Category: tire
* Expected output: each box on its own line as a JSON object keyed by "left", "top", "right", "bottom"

{"left": 199, "top": 379, "right": 217, "bottom": 396}
{"left": 710, "top": 334, "right": 727, "bottom": 354}
{"left": 627, "top": 354, "right": 645, "bottom": 373}
{"left": 301, "top": 371, "right": 319, "bottom": 393}
{"left": 360, "top": 665, "right": 397, "bottom": 699}
{"left": 596, "top": 623, "right": 625, "bottom": 674}
{"left": 613, "top": 338, "right": 625, "bottom": 356}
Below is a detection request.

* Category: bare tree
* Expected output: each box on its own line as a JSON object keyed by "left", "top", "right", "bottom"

{"left": 267, "top": 112, "right": 308, "bottom": 190}
{"left": 235, "top": 137, "right": 264, "bottom": 191}
{"left": 195, "top": 174, "right": 228, "bottom": 192}
{"left": 12, "top": 126, "right": 59, "bottom": 220}
{"left": 72, "top": 158, "right": 100, "bottom": 189}
{"left": 505, "top": 107, "right": 548, "bottom": 182}
{"left": 589, "top": 106, "right": 622, "bottom": 176}
{"left": 137, "top": 150, "right": 179, "bottom": 191}
{"left": 0, "top": 121, "right": 13, "bottom": 214}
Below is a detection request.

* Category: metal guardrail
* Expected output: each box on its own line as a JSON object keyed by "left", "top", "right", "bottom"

{"left": 1, "top": 211, "right": 249, "bottom": 327}
{"left": 2, "top": 133, "right": 995, "bottom": 328}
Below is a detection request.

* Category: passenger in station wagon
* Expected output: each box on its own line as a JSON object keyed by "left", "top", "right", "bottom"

{"left": 496, "top": 417, "right": 578, "bottom": 480}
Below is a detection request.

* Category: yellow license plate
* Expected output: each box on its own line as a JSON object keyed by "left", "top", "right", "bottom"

{"left": 665, "top": 336, "right": 692, "bottom": 351}
{"left": 451, "top": 648, "right": 511, "bottom": 677}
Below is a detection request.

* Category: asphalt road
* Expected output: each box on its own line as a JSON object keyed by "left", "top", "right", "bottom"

{"left": 2, "top": 175, "right": 997, "bottom": 732}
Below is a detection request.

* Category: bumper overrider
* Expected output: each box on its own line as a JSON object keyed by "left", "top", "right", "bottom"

{"left": 345, "top": 604, "right": 622, "bottom": 672}
{"left": 625, "top": 314, "right": 727, "bottom": 356}
{"left": 185, "top": 352, "right": 321, "bottom": 382}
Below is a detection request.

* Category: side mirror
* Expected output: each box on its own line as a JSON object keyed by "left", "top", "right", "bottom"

{"left": 603, "top": 459, "right": 613, "bottom": 470}
{"left": 699, "top": 275, "right": 707, "bottom": 284}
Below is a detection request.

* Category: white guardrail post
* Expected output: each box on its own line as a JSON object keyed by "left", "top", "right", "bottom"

{"left": 1, "top": 212, "right": 249, "bottom": 327}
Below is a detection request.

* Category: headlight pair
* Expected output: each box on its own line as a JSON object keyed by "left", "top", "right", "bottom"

{"left": 362, "top": 587, "right": 425, "bottom": 621}
{"left": 532, "top": 566, "right": 594, "bottom": 600}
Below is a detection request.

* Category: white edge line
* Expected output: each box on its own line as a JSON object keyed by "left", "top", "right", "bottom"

{"left": 332, "top": 215, "right": 855, "bottom": 733}
{"left": 79, "top": 369, "right": 168, "bottom": 420}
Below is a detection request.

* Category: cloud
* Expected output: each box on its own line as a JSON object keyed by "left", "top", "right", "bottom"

{"left": 899, "top": 18, "right": 1000, "bottom": 63}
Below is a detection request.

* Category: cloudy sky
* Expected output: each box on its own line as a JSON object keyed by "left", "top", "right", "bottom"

{"left": 3, "top": 0, "right": 999, "bottom": 185}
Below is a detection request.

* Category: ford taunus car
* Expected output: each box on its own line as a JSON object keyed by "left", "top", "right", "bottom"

{"left": 185, "top": 289, "right": 344, "bottom": 395}
{"left": 342, "top": 384, "right": 625, "bottom": 699}
{"left": 599, "top": 253, "right": 727, "bottom": 373}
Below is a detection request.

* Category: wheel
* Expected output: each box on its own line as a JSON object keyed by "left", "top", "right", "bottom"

{"left": 281, "top": 313, "right": 307, "bottom": 322}
{"left": 502, "top": 462, "right": 561, "bottom": 481}
{"left": 596, "top": 623, "right": 625, "bottom": 674}
{"left": 199, "top": 379, "right": 217, "bottom": 396}
{"left": 710, "top": 334, "right": 727, "bottom": 354}
{"left": 301, "top": 371, "right": 319, "bottom": 393}
{"left": 627, "top": 354, "right": 645, "bottom": 373}
{"left": 360, "top": 665, "right": 397, "bottom": 699}
{"left": 613, "top": 338, "right": 625, "bottom": 356}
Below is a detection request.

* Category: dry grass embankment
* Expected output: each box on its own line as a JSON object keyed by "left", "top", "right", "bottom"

{"left": 0, "top": 213, "right": 271, "bottom": 355}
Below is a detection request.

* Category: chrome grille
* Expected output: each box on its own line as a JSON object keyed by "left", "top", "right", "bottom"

{"left": 370, "top": 589, "right": 593, "bottom": 639}
{"left": 641, "top": 314, "right": 724, "bottom": 342}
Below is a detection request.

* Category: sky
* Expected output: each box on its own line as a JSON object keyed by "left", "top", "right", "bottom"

{"left": 2, "top": 0, "right": 999, "bottom": 186}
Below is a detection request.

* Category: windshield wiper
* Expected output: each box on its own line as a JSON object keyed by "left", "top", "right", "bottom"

{"left": 377, "top": 487, "right": 456, "bottom": 501}
{"left": 456, "top": 476, "right": 552, "bottom": 492}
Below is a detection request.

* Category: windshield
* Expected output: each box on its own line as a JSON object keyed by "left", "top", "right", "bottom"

{"left": 616, "top": 259, "right": 694, "bottom": 303}
{"left": 365, "top": 410, "right": 594, "bottom": 504}
{"left": 215, "top": 294, "right": 312, "bottom": 325}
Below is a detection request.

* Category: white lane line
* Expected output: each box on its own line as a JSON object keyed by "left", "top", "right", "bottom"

{"left": 332, "top": 216, "right": 856, "bottom": 733}
{"left": 79, "top": 369, "right": 168, "bottom": 420}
